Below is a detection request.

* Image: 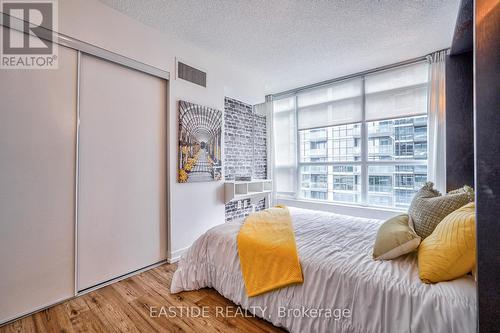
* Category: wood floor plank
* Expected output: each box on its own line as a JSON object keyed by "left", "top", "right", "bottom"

{"left": 67, "top": 307, "right": 115, "bottom": 333}
{"left": 129, "top": 294, "right": 196, "bottom": 333}
{"left": 131, "top": 276, "right": 229, "bottom": 332}
{"left": 98, "top": 286, "right": 156, "bottom": 333}
{"left": 194, "top": 292, "right": 285, "bottom": 333}
{"left": 111, "top": 277, "right": 150, "bottom": 304}
{"left": 0, "top": 264, "right": 284, "bottom": 333}
{"left": 1, "top": 316, "right": 37, "bottom": 333}
{"left": 32, "top": 304, "right": 75, "bottom": 333}
{"left": 65, "top": 296, "right": 91, "bottom": 319}
{"left": 83, "top": 287, "right": 143, "bottom": 333}
{"left": 76, "top": 295, "right": 120, "bottom": 333}
{"left": 129, "top": 271, "right": 243, "bottom": 332}
{"left": 137, "top": 268, "right": 206, "bottom": 305}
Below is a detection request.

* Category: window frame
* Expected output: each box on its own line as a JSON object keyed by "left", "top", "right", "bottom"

{"left": 278, "top": 65, "right": 429, "bottom": 211}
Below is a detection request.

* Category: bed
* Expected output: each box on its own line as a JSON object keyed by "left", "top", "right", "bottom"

{"left": 171, "top": 207, "right": 476, "bottom": 333}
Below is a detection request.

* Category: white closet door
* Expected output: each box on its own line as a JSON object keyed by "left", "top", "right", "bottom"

{"left": 0, "top": 37, "right": 77, "bottom": 322}
{"left": 77, "top": 54, "right": 167, "bottom": 291}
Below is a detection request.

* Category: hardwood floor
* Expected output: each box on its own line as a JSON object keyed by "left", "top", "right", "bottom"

{"left": 0, "top": 264, "right": 285, "bottom": 333}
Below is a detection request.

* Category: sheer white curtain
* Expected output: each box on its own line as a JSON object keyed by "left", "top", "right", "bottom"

{"left": 427, "top": 50, "right": 448, "bottom": 193}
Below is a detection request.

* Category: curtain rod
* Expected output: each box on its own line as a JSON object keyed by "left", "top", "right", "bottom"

{"left": 269, "top": 48, "right": 449, "bottom": 99}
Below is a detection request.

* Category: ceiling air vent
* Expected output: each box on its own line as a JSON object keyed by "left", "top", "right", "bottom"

{"left": 177, "top": 61, "right": 206, "bottom": 87}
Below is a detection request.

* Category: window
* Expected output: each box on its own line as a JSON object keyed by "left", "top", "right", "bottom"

{"left": 273, "top": 61, "right": 429, "bottom": 209}
{"left": 302, "top": 190, "right": 328, "bottom": 200}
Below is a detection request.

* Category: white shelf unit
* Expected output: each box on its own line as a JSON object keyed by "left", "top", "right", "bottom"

{"left": 224, "top": 180, "right": 273, "bottom": 203}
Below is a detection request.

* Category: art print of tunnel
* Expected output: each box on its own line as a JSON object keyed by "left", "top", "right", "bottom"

{"left": 178, "top": 100, "right": 223, "bottom": 183}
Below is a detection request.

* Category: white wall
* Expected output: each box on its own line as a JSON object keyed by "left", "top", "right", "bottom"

{"left": 57, "top": 0, "right": 266, "bottom": 259}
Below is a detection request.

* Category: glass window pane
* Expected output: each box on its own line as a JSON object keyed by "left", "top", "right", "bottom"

{"left": 368, "top": 164, "right": 428, "bottom": 208}
{"left": 299, "top": 123, "right": 361, "bottom": 162}
{"left": 299, "top": 165, "right": 361, "bottom": 204}
{"left": 287, "top": 62, "right": 430, "bottom": 210}
{"left": 367, "top": 115, "right": 428, "bottom": 161}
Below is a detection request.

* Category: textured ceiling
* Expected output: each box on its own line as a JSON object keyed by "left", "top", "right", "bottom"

{"left": 99, "top": 0, "right": 460, "bottom": 95}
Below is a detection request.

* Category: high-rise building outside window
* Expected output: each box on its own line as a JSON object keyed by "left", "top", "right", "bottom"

{"left": 274, "top": 61, "right": 429, "bottom": 209}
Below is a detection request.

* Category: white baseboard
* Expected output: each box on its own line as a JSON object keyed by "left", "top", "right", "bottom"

{"left": 168, "top": 246, "right": 189, "bottom": 263}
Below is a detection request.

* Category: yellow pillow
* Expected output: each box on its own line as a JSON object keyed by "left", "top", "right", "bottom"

{"left": 418, "top": 202, "right": 476, "bottom": 283}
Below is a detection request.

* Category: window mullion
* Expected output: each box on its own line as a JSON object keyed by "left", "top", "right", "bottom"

{"left": 361, "top": 76, "right": 368, "bottom": 205}
{"left": 294, "top": 94, "right": 300, "bottom": 200}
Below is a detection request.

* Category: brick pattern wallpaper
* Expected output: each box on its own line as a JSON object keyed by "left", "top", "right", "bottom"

{"left": 224, "top": 97, "right": 267, "bottom": 222}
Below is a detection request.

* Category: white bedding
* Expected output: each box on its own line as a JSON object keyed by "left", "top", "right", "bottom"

{"left": 171, "top": 207, "right": 476, "bottom": 333}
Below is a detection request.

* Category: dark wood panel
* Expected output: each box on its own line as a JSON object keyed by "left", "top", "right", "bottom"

{"left": 451, "top": 0, "right": 473, "bottom": 55}
{"left": 475, "top": 1, "right": 500, "bottom": 332}
{"left": 0, "top": 264, "right": 284, "bottom": 333}
{"left": 445, "top": 52, "right": 474, "bottom": 190}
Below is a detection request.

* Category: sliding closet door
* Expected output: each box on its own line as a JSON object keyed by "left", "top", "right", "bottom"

{"left": 0, "top": 38, "right": 77, "bottom": 321}
{"left": 77, "top": 54, "right": 167, "bottom": 291}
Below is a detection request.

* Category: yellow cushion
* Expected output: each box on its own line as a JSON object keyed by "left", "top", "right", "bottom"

{"left": 418, "top": 202, "right": 476, "bottom": 283}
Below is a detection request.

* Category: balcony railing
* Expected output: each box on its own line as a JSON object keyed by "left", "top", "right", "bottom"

{"left": 301, "top": 182, "right": 328, "bottom": 189}
{"left": 306, "top": 149, "right": 327, "bottom": 157}
{"left": 368, "top": 186, "right": 393, "bottom": 193}
{"left": 306, "top": 133, "right": 327, "bottom": 140}
{"left": 368, "top": 130, "right": 394, "bottom": 138}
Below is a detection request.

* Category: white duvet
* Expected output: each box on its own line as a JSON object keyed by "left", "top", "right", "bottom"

{"left": 171, "top": 207, "right": 476, "bottom": 333}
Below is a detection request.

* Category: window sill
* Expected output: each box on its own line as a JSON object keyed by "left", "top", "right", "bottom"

{"left": 275, "top": 197, "right": 403, "bottom": 220}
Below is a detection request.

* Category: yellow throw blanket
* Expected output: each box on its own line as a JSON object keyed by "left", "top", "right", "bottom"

{"left": 237, "top": 205, "right": 303, "bottom": 297}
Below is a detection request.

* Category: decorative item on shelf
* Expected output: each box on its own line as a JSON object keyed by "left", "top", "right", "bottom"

{"left": 178, "top": 100, "right": 222, "bottom": 183}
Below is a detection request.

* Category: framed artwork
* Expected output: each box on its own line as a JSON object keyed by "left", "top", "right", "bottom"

{"left": 178, "top": 100, "right": 222, "bottom": 183}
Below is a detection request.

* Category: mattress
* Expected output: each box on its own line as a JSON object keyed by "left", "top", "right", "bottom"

{"left": 171, "top": 207, "right": 476, "bottom": 333}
